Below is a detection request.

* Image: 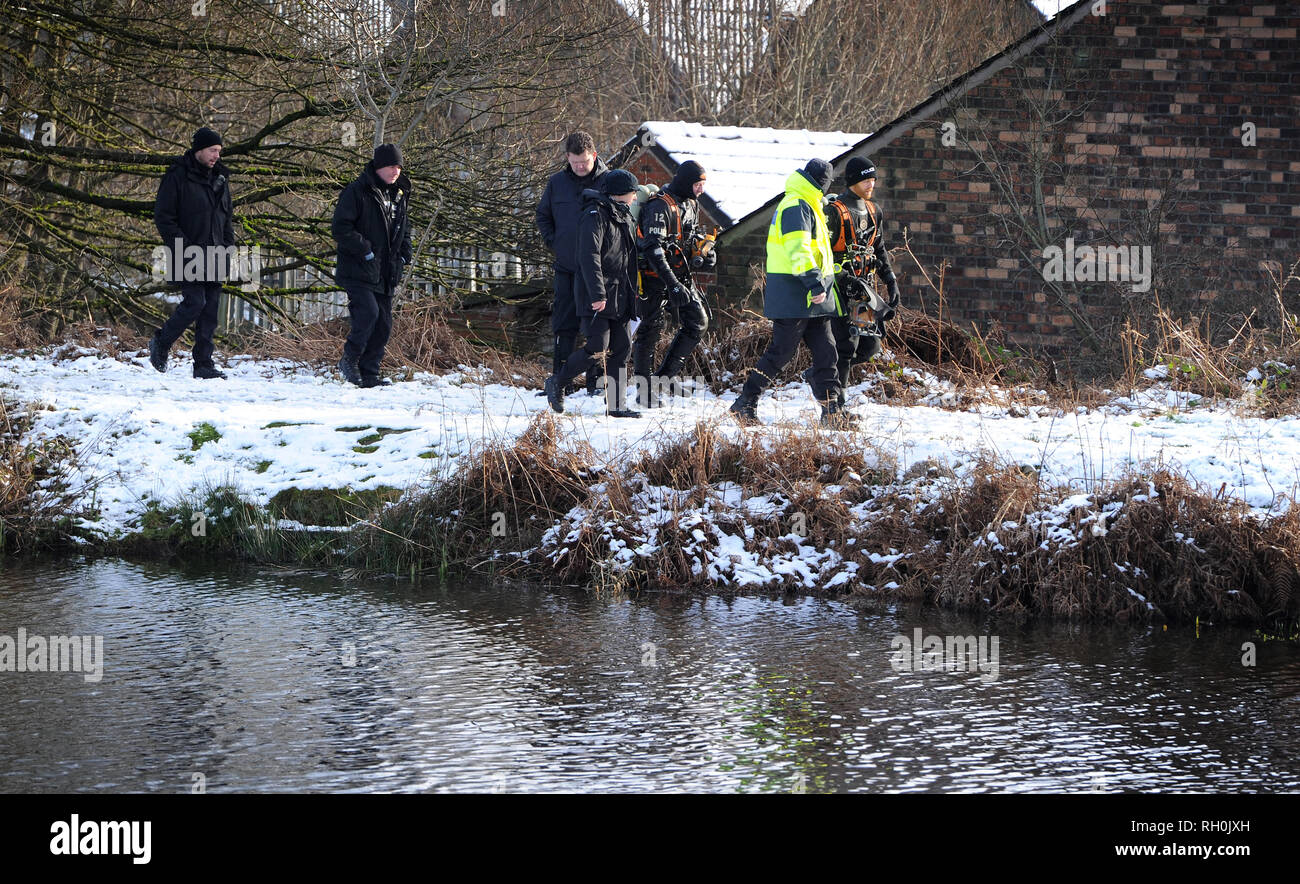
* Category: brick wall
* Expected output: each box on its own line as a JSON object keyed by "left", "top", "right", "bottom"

{"left": 719, "top": 1, "right": 1300, "bottom": 353}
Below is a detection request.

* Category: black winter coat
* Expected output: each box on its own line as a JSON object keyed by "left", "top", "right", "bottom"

{"left": 154, "top": 151, "right": 235, "bottom": 282}
{"left": 332, "top": 162, "right": 413, "bottom": 294}
{"left": 574, "top": 189, "right": 638, "bottom": 322}
{"left": 535, "top": 159, "right": 609, "bottom": 273}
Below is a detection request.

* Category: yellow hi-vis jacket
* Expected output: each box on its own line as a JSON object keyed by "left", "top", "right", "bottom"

{"left": 763, "top": 170, "right": 838, "bottom": 319}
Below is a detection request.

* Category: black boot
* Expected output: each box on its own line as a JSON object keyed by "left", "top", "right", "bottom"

{"left": 360, "top": 375, "right": 391, "bottom": 388}
{"left": 338, "top": 355, "right": 361, "bottom": 386}
{"left": 820, "top": 399, "right": 859, "bottom": 430}
{"left": 729, "top": 391, "right": 759, "bottom": 425}
{"left": 544, "top": 375, "right": 565, "bottom": 414}
{"left": 148, "top": 333, "right": 168, "bottom": 373}
{"left": 193, "top": 365, "right": 227, "bottom": 380}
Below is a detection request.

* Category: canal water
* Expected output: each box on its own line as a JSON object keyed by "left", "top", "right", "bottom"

{"left": 1, "top": 558, "right": 1296, "bottom": 793}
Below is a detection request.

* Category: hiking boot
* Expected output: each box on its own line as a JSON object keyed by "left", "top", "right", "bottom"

{"left": 608, "top": 408, "right": 641, "bottom": 419}
{"left": 148, "top": 334, "right": 168, "bottom": 373}
{"left": 193, "top": 365, "right": 227, "bottom": 380}
{"left": 338, "top": 355, "right": 361, "bottom": 386}
{"left": 360, "top": 376, "right": 391, "bottom": 388}
{"left": 586, "top": 373, "right": 600, "bottom": 396}
{"left": 820, "top": 403, "right": 859, "bottom": 430}
{"left": 544, "top": 375, "right": 565, "bottom": 414}
{"left": 729, "top": 392, "right": 759, "bottom": 425}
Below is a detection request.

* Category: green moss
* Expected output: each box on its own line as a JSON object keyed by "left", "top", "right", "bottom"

{"left": 356, "top": 428, "right": 415, "bottom": 446}
{"left": 263, "top": 420, "right": 316, "bottom": 429}
{"left": 266, "top": 486, "right": 402, "bottom": 527}
{"left": 186, "top": 422, "right": 221, "bottom": 451}
{"left": 352, "top": 444, "right": 379, "bottom": 454}
{"left": 336, "top": 425, "right": 371, "bottom": 433}
{"left": 254, "top": 460, "right": 273, "bottom": 474}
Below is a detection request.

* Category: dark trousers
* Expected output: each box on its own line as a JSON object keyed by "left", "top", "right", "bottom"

{"left": 157, "top": 282, "right": 222, "bottom": 368}
{"left": 551, "top": 269, "right": 596, "bottom": 386}
{"left": 551, "top": 269, "right": 579, "bottom": 376}
{"left": 741, "top": 317, "right": 840, "bottom": 403}
{"left": 343, "top": 285, "right": 393, "bottom": 379}
{"left": 633, "top": 285, "right": 709, "bottom": 381}
{"left": 830, "top": 315, "right": 881, "bottom": 390}
{"left": 558, "top": 315, "right": 631, "bottom": 410}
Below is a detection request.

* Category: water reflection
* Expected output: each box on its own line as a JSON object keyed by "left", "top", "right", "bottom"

{"left": 0, "top": 558, "right": 1295, "bottom": 792}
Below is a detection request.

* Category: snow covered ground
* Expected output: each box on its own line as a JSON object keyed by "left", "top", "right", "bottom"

{"left": 1, "top": 343, "right": 1297, "bottom": 540}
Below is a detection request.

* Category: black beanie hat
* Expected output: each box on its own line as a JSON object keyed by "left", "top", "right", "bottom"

{"left": 802, "top": 158, "right": 833, "bottom": 192}
{"left": 192, "top": 127, "right": 222, "bottom": 151}
{"left": 602, "top": 169, "right": 638, "bottom": 196}
{"left": 669, "top": 160, "right": 706, "bottom": 194}
{"left": 373, "top": 143, "right": 403, "bottom": 169}
{"left": 846, "top": 156, "right": 877, "bottom": 185}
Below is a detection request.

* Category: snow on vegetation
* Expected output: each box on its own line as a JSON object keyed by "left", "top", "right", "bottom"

{"left": 1, "top": 342, "right": 1298, "bottom": 619}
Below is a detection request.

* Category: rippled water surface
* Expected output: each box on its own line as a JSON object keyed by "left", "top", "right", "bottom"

{"left": 1, "top": 558, "right": 1296, "bottom": 792}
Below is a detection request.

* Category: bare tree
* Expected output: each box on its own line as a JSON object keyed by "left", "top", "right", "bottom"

{"left": 0, "top": 0, "right": 611, "bottom": 334}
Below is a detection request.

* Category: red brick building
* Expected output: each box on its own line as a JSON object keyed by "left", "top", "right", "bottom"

{"left": 714, "top": 0, "right": 1299, "bottom": 354}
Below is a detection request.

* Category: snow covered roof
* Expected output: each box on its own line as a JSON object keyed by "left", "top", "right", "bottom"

{"left": 633, "top": 121, "right": 870, "bottom": 227}
{"left": 1030, "top": 0, "right": 1071, "bottom": 19}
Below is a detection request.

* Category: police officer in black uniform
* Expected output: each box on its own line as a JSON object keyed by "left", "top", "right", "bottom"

{"left": 633, "top": 160, "right": 712, "bottom": 407}
{"left": 821, "top": 156, "right": 900, "bottom": 408}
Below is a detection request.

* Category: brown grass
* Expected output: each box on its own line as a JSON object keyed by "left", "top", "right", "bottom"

{"left": 0, "top": 395, "right": 81, "bottom": 552}
{"left": 630, "top": 419, "right": 893, "bottom": 502}
{"left": 849, "top": 463, "right": 1300, "bottom": 625}
{"left": 352, "top": 411, "right": 604, "bottom": 577}
{"left": 344, "top": 410, "right": 1299, "bottom": 624}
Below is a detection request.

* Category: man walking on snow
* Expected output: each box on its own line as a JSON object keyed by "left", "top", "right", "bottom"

{"left": 544, "top": 169, "right": 642, "bottom": 419}
{"left": 149, "top": 126, "right": 235, "bottom": 380}
{"left": 730, "top": 158, "right": 851, "bottom": 428}
{"left": 536, "top": 131, "right": 607, "bottom": 395}
{"left": 633, "top": 160, "right": 713, "bottom": 408}
{"left": 332, "top": 142, "right": 412, "bottom": 388}
{"left": 819, "top": 155, "right": 901, "bottom": 408}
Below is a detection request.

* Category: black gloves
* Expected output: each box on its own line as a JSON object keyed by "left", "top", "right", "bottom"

{"left": 878, "top": 286, "right": 900, "bottom": 322}
{"left": 670, "top": 284, "right": 690, "bottom": 307}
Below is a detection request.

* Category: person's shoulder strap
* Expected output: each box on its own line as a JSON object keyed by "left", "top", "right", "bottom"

{"left": 861, "top": 200, "right": 880, "bottom": 250}
{"left": 830, "top": 198, "right": 855, "bottom": 252}
{"left": 659, "top": 192, "right": 680, "bottom": 239}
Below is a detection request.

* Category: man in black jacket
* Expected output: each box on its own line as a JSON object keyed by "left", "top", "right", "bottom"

{"left": 821, "top": 156, "right": 901, "bottom": 407}
{"left": 544, "top": 169, "right": 641, "bottom": 419}
{"left": 149, "top": 126, "right": 235, "bottom": 379}
{"left": 535, "top": 131, "right": 608, "bottom": 391}
{"left": 332, "top": 143, "right": 412, "bottom": 388}
{"left": 633, "top": 160, "right": 712, "bottom": 407}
